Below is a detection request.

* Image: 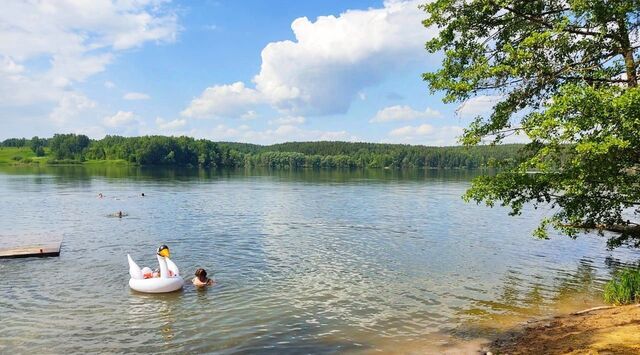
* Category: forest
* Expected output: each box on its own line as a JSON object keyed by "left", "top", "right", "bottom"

{"left": 1, "top": 134, "right": 523, "bottom": 169}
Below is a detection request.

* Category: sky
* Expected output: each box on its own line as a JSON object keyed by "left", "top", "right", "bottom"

{"left": 0, "top": 0, "right": 501, "bottom": 145}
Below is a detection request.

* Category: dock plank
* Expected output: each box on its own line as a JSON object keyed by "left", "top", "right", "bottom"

{"left": 0, "top": 235, "right": 63, "bottom": 259}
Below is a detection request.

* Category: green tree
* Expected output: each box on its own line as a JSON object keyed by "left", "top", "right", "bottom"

{"left": 49, "top": 133, "right": 90, "bottom": 160}
{"left": 422, "top": 0, "right": 640, "bottom": 246}
{"left": 30, "top": 136, "right": 46, "bottom": 156}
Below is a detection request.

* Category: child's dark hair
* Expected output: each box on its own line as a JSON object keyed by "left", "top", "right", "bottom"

{"left": 195, "top": 268, "right": 208, "bottom": 282}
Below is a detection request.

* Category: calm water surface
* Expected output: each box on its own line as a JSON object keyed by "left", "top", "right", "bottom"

{"left": 0, "top": 166, "right": 638, "bottom": 353}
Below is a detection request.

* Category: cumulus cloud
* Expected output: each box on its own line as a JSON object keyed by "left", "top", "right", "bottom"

{"left": 0, "top": 56, "right": 60, "bottom": 106}
{"left": 49, "top": 92, "right": 96, "bottom": 124}
{"left": 201, "top": 124, "right": 357, "bottom": 144}
{"left": 183, "top": 0, "right": 434, "bottom": 118}
{"left": 123, "top": 92, "right": 151, "bottom": 100}
{"left": 156, "top": 117, "right": 187, "bottom": 130}
{"left": 370, "top": 105, "right": 442, "bottom": 123}
{"left": 0, "top": 1, "right": 177, "bottom": 109}
{"left": 268, "top": 116, "right": 306, "bottom": 125}
{"left": 181, "top": 82, "right": 265, "bottom": 119}
{"left": 241, "top": 110, "right": 259, "bottom": 120}
{"left": 389, "top": 124, "right": 434, "bottom": 136}
{"left": 1, "top": 56, "right": 24, "bottom": 75}
{"left": 457, "top": 95, "right": 502, "bottom": 118}
{"left": 103, "top": 111, "right": 137, "bottom": 127}
{"left": 254, "top": 0, "right": 431, "bottom": 115}
{"left": 386, "top": 124, "right": 464, "bottom": 145}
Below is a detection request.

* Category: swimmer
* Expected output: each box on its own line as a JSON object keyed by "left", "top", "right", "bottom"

{"left": 192, "top": 268, "right": 214, "bottom": 287}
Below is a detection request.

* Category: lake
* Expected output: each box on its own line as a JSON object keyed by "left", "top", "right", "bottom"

{"left": 0, "top": 166, "right": 637, "bottom": 353}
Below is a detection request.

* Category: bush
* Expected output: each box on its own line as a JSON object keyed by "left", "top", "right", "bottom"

{"left": 604, "top": 268, "right": 640, "bottom": 305}
{"left": 11, "top": 155, "right": 23, "bottom": 161}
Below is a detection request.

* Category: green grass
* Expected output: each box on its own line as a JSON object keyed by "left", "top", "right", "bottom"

{"left": 83, "top": 159, "right": 132, "bottom": 165}
{"left": 604, "top": 268, "right": 640, "bottom": 305}
{"left": 0, "top": 147, "right": 48, "bottom": 164}
{"left": 0, "top": 147, "right": 133, "bottom": 165}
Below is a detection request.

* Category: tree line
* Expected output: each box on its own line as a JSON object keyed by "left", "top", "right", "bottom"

{"left": 1, "top": 134, "right": 523, "bottom": 169}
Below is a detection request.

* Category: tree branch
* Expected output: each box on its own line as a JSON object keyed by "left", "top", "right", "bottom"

{"left": 500, "top": 5, "right": 613, "bottom": 39}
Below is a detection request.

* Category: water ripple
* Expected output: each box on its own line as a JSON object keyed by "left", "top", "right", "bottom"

{"left": 0, "top": 167, "right": 638, "bottom": 353}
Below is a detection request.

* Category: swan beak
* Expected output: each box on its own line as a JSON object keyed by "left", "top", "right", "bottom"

{"left": 158, "top": 248, "right": 170, "bottom": 258}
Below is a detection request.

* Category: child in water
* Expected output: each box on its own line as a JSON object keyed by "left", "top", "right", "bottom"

{"left": 192, "top": 268, "right": 214, "bottom": 287}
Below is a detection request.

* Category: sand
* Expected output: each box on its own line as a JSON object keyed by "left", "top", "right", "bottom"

{"left": 490, "top": 304, "right": 640, "bottom": 354}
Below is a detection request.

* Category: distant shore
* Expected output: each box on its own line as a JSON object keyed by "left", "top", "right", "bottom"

{"left": 1, "top": 135, "right": 522, "bottom": 169}
{"left": 488, "top": 304, "right": 640, "bottom": 354}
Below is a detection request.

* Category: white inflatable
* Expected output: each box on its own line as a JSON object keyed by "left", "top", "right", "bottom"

{"left": 127, "top": 254, "right": 184, "bottom": 293}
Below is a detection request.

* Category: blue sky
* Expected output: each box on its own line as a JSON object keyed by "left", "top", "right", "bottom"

{"left": 0, "top": 0, "right": 498, "bottom": 145}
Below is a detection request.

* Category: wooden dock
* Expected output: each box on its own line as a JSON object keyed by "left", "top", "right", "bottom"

{"left": 0, "top": 234, "right": 63, "bottom": 259}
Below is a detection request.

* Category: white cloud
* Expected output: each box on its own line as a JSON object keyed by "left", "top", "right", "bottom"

{"left": 123, "top": 92, "right": 151, "bottom": 100}
{"left": 246, "top": 125, "right": 357, "bottom": 143}
{"left": 268, "top": 116, "right": 306, "bottom": 125}
{"left": 386, "top": 125, "right": 464, "bottom": 145}
{"left": 183, "top": 0, "right": 434, "bottom": 118}
{"left": 370, "top": 105, "right": 442, "bottom": 123}
{"left": 104, "top": 81, "right": 116, "bottom": 89}
{"left": 0, "top": 1, "right": 177, "bottom": 108}
{"left": 49, "top": 92, "right": 96, "bottom": 124}
{"left": 181, "top": 82, "right": 265, "bottom": 118}
{"left": 0, "top": 56, "right": 60, "bottom": 106}
{"left": 241, "top": 110, "right": 259, "bottom": 120}
{"left": 457, "top": 95, "right": 502, "bottom": 118}
{"left": 389, "top": 124, "right": 434, "bottom": 137}
{"left": 48, "top": 53, "right": 113, "bottom": 84}
{"left": 155, "top": 117, "right": 187, "bottom": 130}
{"left": 254, "top": 0, "right": 431, "bottom": 115}
{"left": 0, "top": 56, "right": 24, "bottom": 75}
{"left": 200, "top": 124, "right": 357, "bottom": 144}
{"left": 103, "top": 111, "right": 136, "bottom": 127}
{"left": 76, "top": 125, "right": 107, "bottom": 139}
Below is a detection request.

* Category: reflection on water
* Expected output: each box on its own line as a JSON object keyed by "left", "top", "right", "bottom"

{"left": 0, "top": 166, "right": 638, "bottom": 353}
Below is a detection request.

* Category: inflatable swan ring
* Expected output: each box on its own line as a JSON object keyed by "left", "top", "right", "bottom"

{"left": 127, "top": 245, "right": 185, "bottom": 293}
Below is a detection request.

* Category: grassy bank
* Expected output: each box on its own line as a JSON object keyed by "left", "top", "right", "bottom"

{"left": 0, "top": 147, "right": 130, "bottom": 165}
{"left": 0, "top": 147, "right": 47, "bottom": 164}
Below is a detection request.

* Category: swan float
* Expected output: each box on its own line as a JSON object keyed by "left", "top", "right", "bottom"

{"left": 127, "top": 245, "right": 184, "bottom": 293}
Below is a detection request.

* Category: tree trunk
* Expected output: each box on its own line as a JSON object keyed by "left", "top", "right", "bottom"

{"left": 617, "top": 18, "right": 637, "bottom": 87}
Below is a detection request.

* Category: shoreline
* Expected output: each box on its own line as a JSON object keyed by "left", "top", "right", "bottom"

{"left": 487, "top": 304, "right": 640, "bottom": 354}
{"left": 373, "top": 301, "right": 640, "bottom": 354}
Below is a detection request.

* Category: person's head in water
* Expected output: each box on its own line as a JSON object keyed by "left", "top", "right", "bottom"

{"left": 141, "top": 192, "right": 145, "bottom": 197}
{"left": 194, "top": 268, "right": 208, "bottom": 283}
{"left": 193, "top": 268, "right": 214, "bottom": 286}
{"left": 157, "top": 245, "right": 170, "bottom": 257}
